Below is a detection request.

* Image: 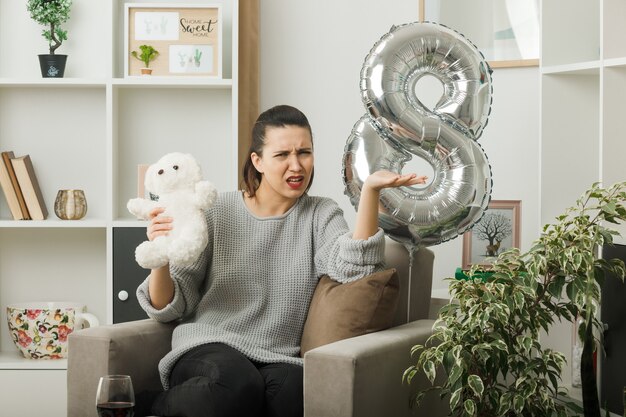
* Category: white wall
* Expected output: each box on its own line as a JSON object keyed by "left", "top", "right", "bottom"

{"left": 259, "top": 0, "right": 541, "bottom": 292}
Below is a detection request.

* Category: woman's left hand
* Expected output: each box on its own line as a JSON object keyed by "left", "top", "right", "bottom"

{"left": 352, "top": 170, "right": 428, "bottom": 240}
{"left": 364, "top": 170, "right": 428, "bottom": 192}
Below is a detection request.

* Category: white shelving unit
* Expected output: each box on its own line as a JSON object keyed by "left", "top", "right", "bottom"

{"left": 540, "top": 0, "right": 626, "bottom": 395}
{"left": 0, "top": 0, "right": 239, "bottom": 414}
{"left": 541, "top": 0, "right": 626, "bottom": 229}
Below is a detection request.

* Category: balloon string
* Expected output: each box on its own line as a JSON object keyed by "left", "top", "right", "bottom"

{"left": 405, "top": 244, "right": 415, "bottom": 323}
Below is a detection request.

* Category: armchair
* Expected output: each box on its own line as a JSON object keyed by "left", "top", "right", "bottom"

{"left": 67, "top": 239, "right": 449, "bottom": 417}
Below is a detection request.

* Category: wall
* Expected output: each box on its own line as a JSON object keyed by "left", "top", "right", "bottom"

{"left": 259, "top": 0, "right": 541, "bottom": 292}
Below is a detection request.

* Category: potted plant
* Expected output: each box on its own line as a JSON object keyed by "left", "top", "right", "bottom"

{"left": 405, "top": 181, "right": 626, "bottom": 417}
{"left": 131, "top": 45, "right": 159, "bottom": 76}
{"left": 27, "top": 0, "right": 72, "bottom": 78}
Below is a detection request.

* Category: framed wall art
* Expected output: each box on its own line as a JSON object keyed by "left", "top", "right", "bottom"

{"left": 462, "top": 200, "right": 521, "bottom": 269}
{"left": 124, "top": 3, "right": 222, "bottom": 77}
{"left": 418, "top": 0, "right": 539, "bottom": 68}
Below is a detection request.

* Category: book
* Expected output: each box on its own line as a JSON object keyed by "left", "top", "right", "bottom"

{"left": 137, "top": 164, "right": 149, "bottom": 198}
{"left": 10, "top": 154, "right": 48, "bottom": 220}
{"left": 0, "top": 151, "right": 30, "bottom": 220}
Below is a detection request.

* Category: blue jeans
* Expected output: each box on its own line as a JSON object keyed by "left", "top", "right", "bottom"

{"left": 147, "top": 343, "right": 303, "bottom": 417}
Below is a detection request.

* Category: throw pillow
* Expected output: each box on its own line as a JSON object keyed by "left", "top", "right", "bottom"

{"left": 300, "top": 268, "right": 399, "bottom": 356}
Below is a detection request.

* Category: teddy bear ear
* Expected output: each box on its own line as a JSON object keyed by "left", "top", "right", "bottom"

{"left": 184, "top": 153, "right": 197, "bottom": 166}
{"left": 182, "top": 153, "right": 201, "bottom": 177}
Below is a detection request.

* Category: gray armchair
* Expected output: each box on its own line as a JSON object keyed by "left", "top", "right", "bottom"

{"left": 67, "top": 239, "right": 449, "bottom": 417}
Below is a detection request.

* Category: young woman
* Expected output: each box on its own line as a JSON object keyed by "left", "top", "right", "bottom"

{"left": 136, "top": 105, "right": 426, "bottom": 417}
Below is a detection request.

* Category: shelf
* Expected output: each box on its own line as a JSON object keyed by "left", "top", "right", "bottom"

{"left": 0, "top": 350, "right": 67, "bottom": 370}
{"left": 112, "top": 77, "right": 233, "bottom": 89}
{"left": 0, "top": 78, "right": 107, "bottom": 88}
{"left": 0, "top": 0, "right": 239, "bottom": 414}
{"left": 541, "top": 0, "right": 626, "bottom": 400}
{"left": 0, "top": 78, "right": 233, "bottom": 89}
{"left": 112, "top": 219, "right": 148, "bottom": 228}
{"left": 603, "top": 57, "right": 626, "bottom": 68}
{"left": 0, "top": 219, "right": 107, "bottom": 228}
{"left": 541, "top": 60, "right": 601, "bottom": 75}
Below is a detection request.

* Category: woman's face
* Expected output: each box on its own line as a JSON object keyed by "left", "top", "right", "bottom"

{"left": 251, "top": 125, "right": 314, "bottom": 203}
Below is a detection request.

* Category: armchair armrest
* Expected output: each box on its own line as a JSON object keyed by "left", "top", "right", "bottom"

{"left": 303, "top": 319, "right": 448, "bottom": 417}
{"left": 67, "top": 319, "right": 175, "bottom": 417}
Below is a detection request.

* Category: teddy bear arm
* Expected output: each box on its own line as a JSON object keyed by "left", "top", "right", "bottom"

{"left": 128, "top": 198, "right": 159, "bottom": 220}
{"left": 193, "top": 181, "right": 218, "bottom": 209}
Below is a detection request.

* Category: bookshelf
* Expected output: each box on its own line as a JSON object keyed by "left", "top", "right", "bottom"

{"left": 0, "top": 0, "right": 239, "bottom": 414}
{"left": 540, "top": 0, "right": 626, "bottom": 412}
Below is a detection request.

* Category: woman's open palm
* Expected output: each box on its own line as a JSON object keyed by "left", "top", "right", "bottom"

{"left": 365, "top": 170, "right": 428, "bottom": 192}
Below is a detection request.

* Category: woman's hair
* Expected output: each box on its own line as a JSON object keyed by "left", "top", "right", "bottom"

{"left": 241, "top": 104, "right": 314, "bottom": 197}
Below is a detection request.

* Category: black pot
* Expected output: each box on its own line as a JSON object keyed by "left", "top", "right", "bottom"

{"left": 38, "top": 54, "right": 68, "bottom": 78}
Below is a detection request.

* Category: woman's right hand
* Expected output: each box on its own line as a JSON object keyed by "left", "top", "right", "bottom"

{"left": 146, "top": 207, "right": 175, "bottom": 309}
{"left": 147, "top": 207, "right": 173, "bottom": 241}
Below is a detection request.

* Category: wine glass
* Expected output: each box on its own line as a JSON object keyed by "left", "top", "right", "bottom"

{"left": 96, "top": 375, "right": 135, "bottom": 417}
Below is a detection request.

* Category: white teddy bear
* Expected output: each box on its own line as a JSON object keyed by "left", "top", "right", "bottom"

{"left": 127, "top": 152, "right": 217, "bottom": 269}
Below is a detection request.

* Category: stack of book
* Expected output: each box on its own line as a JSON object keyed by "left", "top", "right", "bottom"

{"left": 0, "top": 151, "right": 48, "bottom": 220}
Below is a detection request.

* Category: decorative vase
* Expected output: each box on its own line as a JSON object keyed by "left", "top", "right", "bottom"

{"left": 38, "top": 54, "right": 67, "bottom": 78}
{"left": 54, "top": 189, "right": 87, "bottom": 220}
{"left": 571, "top": 316, "right": 584, "bottom": 388}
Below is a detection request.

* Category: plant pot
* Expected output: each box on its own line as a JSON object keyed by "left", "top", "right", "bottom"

{"left": 38, "top": 54, "right": 67, "bottom": 78}
{"left": 140, "top": 68, "right": 153, "bottom": 76}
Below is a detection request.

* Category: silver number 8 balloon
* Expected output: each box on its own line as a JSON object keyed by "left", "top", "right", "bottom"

{"left": 343, "top": 22, "right": 494, "bottom": 248}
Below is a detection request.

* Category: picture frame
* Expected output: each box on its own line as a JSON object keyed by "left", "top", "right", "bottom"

{"left": 124, "top": 3, "right": 222, "bottom": 77}
{"left": 462, "top": 200, "right": 521, "bottom": 269}
{"left": 418, "top": 0, "right": 539, "bottom": 68}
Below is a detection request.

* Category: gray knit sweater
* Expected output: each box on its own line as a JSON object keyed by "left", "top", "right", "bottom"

{"left": 137, "top": 191, "right": 385, "bottom": 389}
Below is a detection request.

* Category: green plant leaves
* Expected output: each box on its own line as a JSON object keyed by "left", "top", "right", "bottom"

{"left": 423, "top": 360, "right": 436, "bottom": 384}
{"left": 450, "top": 387, "right": 462, "bottom": 410}
{"left": 463, "top": 399, "right": 476, "bottom": 416}
{"left": 132, "top": 45, "right": 160, "bottom": 68}
{"left": 404, "top": 181, "right": 626, "bottom": 417}
{"left": 27, "top": 0, "right": 72, "bottom": 53}
{"left": 448, "top": 363, "right": 463, "bottom": 387}
{"left": 467, "top": 375, "right": 483, "bottom": 398}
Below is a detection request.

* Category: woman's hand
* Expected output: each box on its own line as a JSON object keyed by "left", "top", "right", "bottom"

{"left": 353, "top": 170, "right": 427, "bottom": 240}
{"left": 147, "top": 207, "right": 172, "bottom": 241}
{"left": 146, "top": 207, "right": 175, "bottom": 309}
{"left": 364, "top": 170, "right": 428, "bottom": 192}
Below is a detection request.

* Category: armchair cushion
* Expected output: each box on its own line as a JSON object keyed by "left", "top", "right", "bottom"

{"left": 300, "top": 268, "right": 399, "bottom": 356}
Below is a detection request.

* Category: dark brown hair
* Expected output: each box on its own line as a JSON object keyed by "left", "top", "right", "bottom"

{"left": 241, "top": 105, "right": 314, "bottom": 197}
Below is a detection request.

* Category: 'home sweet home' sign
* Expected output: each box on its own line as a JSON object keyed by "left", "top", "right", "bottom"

{"left": 125, "top": 4, "right": 222, "bottom": 77}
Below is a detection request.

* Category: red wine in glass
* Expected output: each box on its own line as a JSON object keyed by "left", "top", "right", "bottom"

{"left": 96, "top": 375, "right": 135, "bottom": 417}
{"left": 96, "top": 402, "right": 134, "bottom": 417}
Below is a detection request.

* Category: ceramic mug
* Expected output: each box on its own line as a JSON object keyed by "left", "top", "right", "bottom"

{"left": 6, "top": 302, "right": 99, "bottom": 359}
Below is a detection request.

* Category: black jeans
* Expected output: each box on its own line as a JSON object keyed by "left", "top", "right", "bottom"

{"left": 141, "top": 343, "right": 303, "bottom": 417}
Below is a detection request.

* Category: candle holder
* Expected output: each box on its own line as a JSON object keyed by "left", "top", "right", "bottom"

{"left": 54, "top": 189, "right": 87, "bottom": 220}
